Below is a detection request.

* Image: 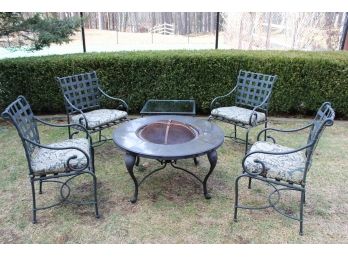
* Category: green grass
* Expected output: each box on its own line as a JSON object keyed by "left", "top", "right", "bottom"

{"left": 0, "top": 116, "right": 347, "bottom": 243}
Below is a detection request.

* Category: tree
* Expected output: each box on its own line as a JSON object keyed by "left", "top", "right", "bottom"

{"left": 0, "top": 12, "right": 81, "bottom": 51}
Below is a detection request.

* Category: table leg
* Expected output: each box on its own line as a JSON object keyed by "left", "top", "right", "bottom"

{"left": 203, "top": 150, "right": 217, "bottom": 199}
{"left": 125, "top": 153, "right": 138, "bottom": 203}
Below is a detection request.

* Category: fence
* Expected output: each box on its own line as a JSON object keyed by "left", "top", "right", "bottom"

{"left": 149, "top": 23, "right": 175, "bottom": 35}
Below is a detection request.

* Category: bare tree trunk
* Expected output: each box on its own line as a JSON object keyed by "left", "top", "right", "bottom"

{"left": 98, "top": 12, "right": 103, "bottom": 30}
{"left": 238, "top": 15, "right": 244, "bottom": 49}
{"left": 265, "top": 12, "right": 272, "bottom": 49}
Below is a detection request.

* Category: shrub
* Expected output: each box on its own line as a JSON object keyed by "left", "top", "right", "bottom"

{"left": 0, "top": 50, "right": 347, "bottom": 117}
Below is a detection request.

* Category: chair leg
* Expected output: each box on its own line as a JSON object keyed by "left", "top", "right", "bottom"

{"left": 39, "top": 180, "right": 43, "bottom": 194}
{"left": 244, "top": 127, "right": 253, "bottom": 188}
{"left": 135, "top": 156, "right": 140, "bottom": 166}
{"left": 248, "top": 177, "right": 252, "bottom": 189}
{"left": 193, "top": 157, "right": 199, "bottom": 166}
{"left": 30, "top": 179, "right": 37, "bottom": 224}
{"left": 234, "top": 175, "right": 243, "bottom": 222}
{"left": 264, "top": 121, "right": 268, "bottom": 141}
{"left": 68, "top": 125, "right": 72, "bottom": 139}
{"left": 91, "top": 146, "right": 96, "bottom": 173}
{"left": 98, "top": 130, "right": 102, "bottom": 142}
{"left": 234, "top": 124, "right": 237, "bottom": 140}
{"left": 299, "top": 190, "right": 305, "bottom": 236}
{"left": 245, "top": 127, "right": 251, "bottom": 155}
{"left": 90, "top": 172, "right": 100, "bottom": 219}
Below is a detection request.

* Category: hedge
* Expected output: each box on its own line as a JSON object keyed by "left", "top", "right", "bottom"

{"left": 0, "top": 50, "right": 347, "bottom": 117}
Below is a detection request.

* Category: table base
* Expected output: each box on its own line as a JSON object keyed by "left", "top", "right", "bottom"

{"left": 124, "top": 150, "right": 217, "bottom": 203}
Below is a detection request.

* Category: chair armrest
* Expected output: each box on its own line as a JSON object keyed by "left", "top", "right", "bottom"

{"left": 242, "top": 142, "right": 313, "bottom": 176}
{"left": 23, "top": 137, "right": 90, "bottom": 172}
{"left": 210, "top": 85, "right": 238, "bottom": 111}
{"left": 98, "top": 87, "right": 129, "bottom": 112}
{"left": 33, "top": 116, "right": 90, "bottom": 139}
{"left": 257, "top": 123, "right": 313, "bottom": 143}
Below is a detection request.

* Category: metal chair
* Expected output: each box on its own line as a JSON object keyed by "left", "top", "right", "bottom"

{"left": 209, "top": 70, "right": 277, "bottom": 154}
{"left": 56, "top": 71, "right": 129, "bottom": 146}
{"left": 1, "top": 96, "right": 99, "bottom": 223}
{"left": 233, "top": 102, "right": 335, "bottom": 235}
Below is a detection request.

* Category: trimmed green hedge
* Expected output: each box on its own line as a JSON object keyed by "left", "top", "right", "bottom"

{"left": 0, "top": 50, "right": 347, "bottom": 117}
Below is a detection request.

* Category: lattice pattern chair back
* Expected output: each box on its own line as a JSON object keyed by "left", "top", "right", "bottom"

{"left": 235, "top": 70, "right": 277, "bottom": 111}
{"left": 1, "top": 96, "right": 40, "bottom": 156}
{"left": 305, "top": 102, "right": 335, "bottom": 164}
{"left": 56, "top": 71, "right": 101, "bottom": 114}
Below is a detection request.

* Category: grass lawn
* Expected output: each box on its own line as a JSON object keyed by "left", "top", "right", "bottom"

{"left": 0, "top": 116, "right": 347, "bottom": 243}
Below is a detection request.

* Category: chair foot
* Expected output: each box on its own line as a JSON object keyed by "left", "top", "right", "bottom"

{"left": 233, "top": 207, "right": 238, "bottom": 222}
{"left": 204, "top": 193, "right": 211, "bottom": 199}
{"left": 32, "top": 214, "right": 37, "bottom": 224}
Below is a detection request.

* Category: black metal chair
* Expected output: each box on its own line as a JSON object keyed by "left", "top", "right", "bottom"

{"left": 233, "top": 102, "right": 335, "bottom": 235}
{"left": 209, "top": 70, "right": 277, "bottom": 154}
{"left": 56, "top": 71, "right": 129, "bottom": 146}
{"left": 1, "top": 96, "right": 99, "bottom": 223}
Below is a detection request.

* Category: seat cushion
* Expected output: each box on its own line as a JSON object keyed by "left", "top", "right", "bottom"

{"left": 244, "top": 141, "right": 306, "bottom": 184}
{"left": 71, "top": 109, "right": 128, "bottom": 129}
{"left": 211, "top": 106, "right": 265, "bottom": 125}
{"left": 31, "top": 138, "right": 90, "bottom": 175}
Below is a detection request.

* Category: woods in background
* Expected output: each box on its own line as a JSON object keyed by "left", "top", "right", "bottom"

{"left": 31, "top": 12, "right": 218, "bottom": 35}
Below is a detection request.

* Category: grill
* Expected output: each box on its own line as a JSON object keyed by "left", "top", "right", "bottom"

{"left": 137, "top": 120, "right": 199, "bottom": 145}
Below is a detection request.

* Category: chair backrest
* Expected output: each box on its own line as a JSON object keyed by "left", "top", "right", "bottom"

{"left": 56, "top": 71, "right": 101, "bottom": 115}
{"left": 305, "top": 102, "right": 335, "bottom": 161}
{"left": 1, "top": 96, "right": 40, "bottom": 157}
{"left": 235, "top": 70, "right": 277, "bottom": 111}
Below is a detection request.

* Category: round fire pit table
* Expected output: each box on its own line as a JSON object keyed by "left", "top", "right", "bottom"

{"left": 113, "top": 115, "right": 224, "bottom": 203}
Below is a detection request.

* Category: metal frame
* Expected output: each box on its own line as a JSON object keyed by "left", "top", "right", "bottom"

{"left": 1, "top": 96, "right": 99, "bottom": 223}
{"left": 56, "top": 71, "right": 129, "bottom": 146}
{"left": 209, "top": 70, "right": 278, "bottom": 154}
{"left": 113, "top": 115, "right": 224, "bottom": 203}
{"left": 125, "top": 150, "right": 217, "bottom": 203}
{"left": 233, "top": 102, "right": 335, "bottom": 235}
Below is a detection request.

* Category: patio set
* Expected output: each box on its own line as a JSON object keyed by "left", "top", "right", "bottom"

{"left": 1, "top": 70, "right": 335, "bottom": 235}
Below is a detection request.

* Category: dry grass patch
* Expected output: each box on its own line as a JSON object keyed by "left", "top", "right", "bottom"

{"left": 0, "top": 117, "right": 347, "bottom": 243}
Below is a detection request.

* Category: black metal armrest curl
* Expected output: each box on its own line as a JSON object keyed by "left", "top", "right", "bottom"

{"left": 23, "top": 137, "right": 90, "bottom": 172}
{"left": 98, "top": 87, "right": 129, "bottom": 112}
{"left": 33, "top": 117, "right": 91, "bottom": 140}
{"left": 210, "top": 85, "right": 237, "bottom": 111}
{"left": 257, "top": 123, "right": 314, "bottom": 143}
{"left": 242, "top": 142, "right": 314, "bottom": 176}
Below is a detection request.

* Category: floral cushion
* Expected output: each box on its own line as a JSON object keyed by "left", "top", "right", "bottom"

{"left": 244, "top": 141, "right": 306, "bottom": 184}
{"left": 71, "top": 109, "right": 128, "bottom": 129}
{"left": 211, "top": 106, "right": 265, "bottom": 125}
{"left": 31, "top": 138, "right": 90, "bottom": 175}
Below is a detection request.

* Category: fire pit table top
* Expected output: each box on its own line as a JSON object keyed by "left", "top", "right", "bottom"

{"left": 113, "top": 115, "right": 224, "bottom": 160}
